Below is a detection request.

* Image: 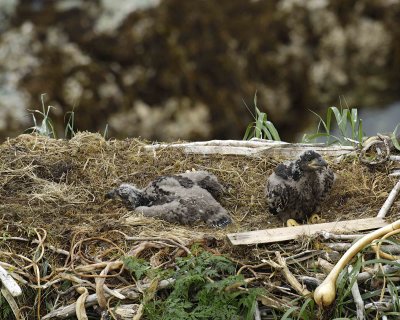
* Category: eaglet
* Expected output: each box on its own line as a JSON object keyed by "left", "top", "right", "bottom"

{"left": 107, "top": 170, "right": 231, "bottom": 228}
{"left": 265, "top": 150, "right": 335, "bottom": 226}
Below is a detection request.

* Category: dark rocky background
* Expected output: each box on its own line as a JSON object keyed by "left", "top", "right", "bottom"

{"left": 0, "top": 0, "right": 399, "bottom": 142}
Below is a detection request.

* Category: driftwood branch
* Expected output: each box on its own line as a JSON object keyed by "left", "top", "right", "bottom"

{"left": 143, "top": 139, "right": 355, "bottom": 158}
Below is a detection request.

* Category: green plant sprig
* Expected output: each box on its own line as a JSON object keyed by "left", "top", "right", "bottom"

{"left": 303, "top": 106, "right": 364, "bottom": 146}
{"left": 243, "top": 93, "right": 281, "bottom": 141}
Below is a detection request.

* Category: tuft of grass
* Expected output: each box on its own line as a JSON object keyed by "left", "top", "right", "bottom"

{"left": 243, "top": 92, "right": 281, "bottom": 141}
{"left": 28, "top": 94, "right": 57, "bottom": 138}
{"left": 303, "top": 106, "right": 364, "bottom": 146}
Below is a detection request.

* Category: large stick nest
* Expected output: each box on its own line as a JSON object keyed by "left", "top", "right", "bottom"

{"left": 0, "top": 132, "right": 399, "bottom": 319}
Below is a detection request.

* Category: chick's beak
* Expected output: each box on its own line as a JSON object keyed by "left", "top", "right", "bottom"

{"left": 309, "top": 158, "right": 327, "bottom": 169}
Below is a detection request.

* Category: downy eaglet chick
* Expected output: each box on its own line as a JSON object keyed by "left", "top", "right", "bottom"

{"left": 107, "top": 171, "right": 231, "bottom": 228}
{"left": 265, "top": 150, "right": 335, "bottom": 226}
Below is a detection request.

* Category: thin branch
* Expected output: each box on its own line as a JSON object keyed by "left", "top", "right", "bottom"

{"left": 274, "top": 252, "right": 311, "bottom": 296}
{"left": 377, "top": 179, "right": 400, "bottom": 218}
{"left": 348, "top": 266, "right": 365, "bottom": 320}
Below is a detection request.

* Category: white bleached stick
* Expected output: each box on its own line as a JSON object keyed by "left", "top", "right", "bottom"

{"left": 0, "top": 265, "right": 22, "bottom": 297}
{"left": 348, "top": 266, "right": 365, "bottom": 320}
{"left": 377, "top": 179, "right": 400, "bottom": 218}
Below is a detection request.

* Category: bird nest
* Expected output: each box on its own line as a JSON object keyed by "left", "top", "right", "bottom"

{"left": 0, "top": 132, "right": 399, "bottom": 319}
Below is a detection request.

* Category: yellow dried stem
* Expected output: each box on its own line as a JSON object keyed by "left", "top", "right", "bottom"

{"left": 75, "top": 287, "right": 89, "bottom": 320}
{"left": 371, "top": 229, "right": 400, "bottom": 261}
{"left": 314, "top": 219, "right": 400, "bottom": 307}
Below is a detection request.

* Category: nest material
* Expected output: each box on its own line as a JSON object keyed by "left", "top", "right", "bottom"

{"left": 0, "top": 132, "right": 399, "bottom": 318}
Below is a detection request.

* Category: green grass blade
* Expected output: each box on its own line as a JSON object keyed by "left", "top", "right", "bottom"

{"left": 326, "top": 107, "right": 332, "bottom": 134}
{"left": 330, "top": 107, "right": 347, "bottom": 136}
{"left": 330, "top": 106, "right": 342, "bottom": 127}
{"left": 309, "top": 109, "right": 329, "bottom": 134}
{"left": 265, "top": 121, "right": 281, "bottom": 141}
{"left": 103, "top": 124, "right": 109, "bottom": 139}
{"left": 280, "top": 306, "right": 297, "bottom": 320}
{"left": 256, "top": 112, "right": 267, "bottom": 139}
{"left": 64, "top": 111, "right": 75, "bottom": 139}
{"left": 261, "top": 126, "right": 273, "bottom": 140}
{"left": 243, "top": 124, "right": 254, "bottom": 140}
{"left": 392, "top": 123, "right": 400, "bottom": 151}
{"left": 242, "top": 98, "right": 255, "bottom": 119}
{"left": 350, "top": 108, "right": 358, "bottom": 139}
{"left": 358, "top": 119, "right": 363, "bottom": 144}
{"left": 297, "top": 298, "right": 314, "bottom": 320}
{"left": 302, "top": 132, "right": 331, "bottom": 143}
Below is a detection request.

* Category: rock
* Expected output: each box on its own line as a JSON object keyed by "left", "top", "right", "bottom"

{"left": 0, "top": 0, "right": 399, "bottom": 141}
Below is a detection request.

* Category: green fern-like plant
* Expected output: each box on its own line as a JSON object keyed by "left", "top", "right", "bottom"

{"left": 123, "top": 256, "right": 151, "bottom": 280}
{"left": 144, "top": 249, "right": 263, "bottom": 320}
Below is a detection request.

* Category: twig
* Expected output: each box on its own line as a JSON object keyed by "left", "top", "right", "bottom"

{"left": 31, "top": 240, "right": 70, "bottom": 256}
{"left": 348, "top": 266, "right": 365, "bottom": 320}
{"left": 357, "top": 259, "right": 400, "bottom": 283}
{"left": 236, "top": 262, "right": 275, "bottom": 275}
{"left": 318, "top": 231, "right": 362, "bottom": 241}
{"left": 258, "top": 294, "right": 292, "bottom": 312}
{"left": 285, "top": 250, "right": 324, "bottom": 264}
{"left": 313, "top": 258, "right": 334, "bottom": 274}
{"left": 389, "top": 170, "right": 400, "bottom": 177}
{"left": 274, "top": 252, "right": 311, "bottom": 296}
{"left": 254, "top": 301, "right": 261, "bottom": 320}
{"left": 377, "top": 179, "right": 400, "bottom": 218}
{"left": 0, "top": 237, "right": 29, "bottom": 242}
{"left": 224, "top": 277, "right": 256, "bottom": 292}
{"left": 364, "top": 301, "right": 392, "bottom": 311}
{"left": 324, "top": 243, "right": 352, "bottom": 251}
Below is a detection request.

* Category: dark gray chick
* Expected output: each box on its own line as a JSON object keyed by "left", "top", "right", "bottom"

{"left": 107, "top": 171, "right": 231, "bottom": 228}
{"left": 265, "top": 150, "right": 335, "bottom": 226}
